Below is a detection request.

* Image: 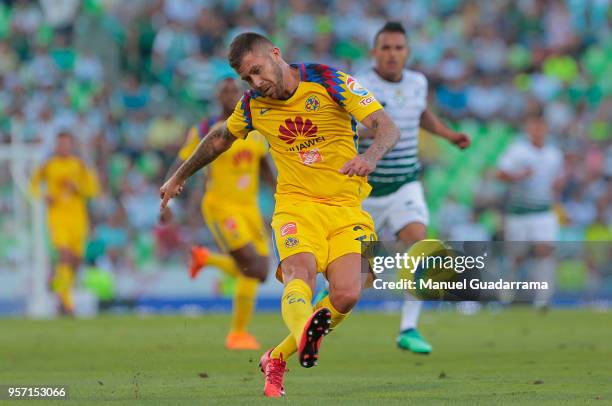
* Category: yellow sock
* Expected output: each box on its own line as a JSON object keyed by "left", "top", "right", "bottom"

{"left": 207, "top": 252, "right": 241, "bottom": 277}
{"left": 52, "top": 263, "right": 75, "bottom": 312}
{"left": 271, "top": 293, "right": 349, "bottom": 359}
{"left": 230, "top": 276, "right": 259, "bottom": 333}
{"left": 314, "top": 295, "right": 349, "bottom": 330}
{"left": 270, "top": 333, "right": 297, "bottom": 360}
{"left": 281, "top": 279, "right": 313, "bottom": 345}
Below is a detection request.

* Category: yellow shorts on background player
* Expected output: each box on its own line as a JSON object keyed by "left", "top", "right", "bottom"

{"left": 203, "top": 201, "right": 269, "bottom": 257}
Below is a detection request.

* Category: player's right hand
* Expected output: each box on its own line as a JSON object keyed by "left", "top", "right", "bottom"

{"left": 62, "top": 179, "right": 79, "bottom": 194}
{"left": 159, "top": 176, "right": 185, "bottom": 210}
{"left": 339, "top": 154, "right": 376, "bottom": 177}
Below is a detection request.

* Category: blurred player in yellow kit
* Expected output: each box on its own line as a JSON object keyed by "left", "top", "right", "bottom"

{"left": 160, "top": 33, "right": 401, "bottom": 397}
{"left": 30, "top": 131, "right": 99, "bottom": 314}
{"left": 164, "top": 77, "right": 272, "bottom": 350}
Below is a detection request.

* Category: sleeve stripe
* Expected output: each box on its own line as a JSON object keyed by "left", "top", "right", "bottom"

{"left": 299, "top": 63, "right": 307, "bottom": 81}
{"left": 296, "top": 63, "right": 347, "bottom": 106}
{"left": 240, "top": 91, "right": 256, "bottom": 131}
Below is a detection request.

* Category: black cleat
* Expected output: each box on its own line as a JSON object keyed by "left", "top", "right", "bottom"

{"left": 298, "top": 308, "right": 332, "bottom": 368}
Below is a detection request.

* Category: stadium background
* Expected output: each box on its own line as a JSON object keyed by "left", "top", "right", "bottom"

{"left": 0, "top": 0, "right": 611, "bottom": 315}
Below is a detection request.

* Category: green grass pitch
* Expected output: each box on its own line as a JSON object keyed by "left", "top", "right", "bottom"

{"left": 0, "top": 308, "right": 610, "bottom": 405}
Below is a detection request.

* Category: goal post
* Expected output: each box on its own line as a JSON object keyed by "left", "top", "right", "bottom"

{"left": 0, "top": 138, "right": 55, "bottom": 318}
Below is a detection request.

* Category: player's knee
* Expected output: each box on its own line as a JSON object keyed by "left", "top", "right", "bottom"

{"left": 281, "top": 263, "right": 315, "bottom": 285}
{"left": 329, "top": 287, "right": 361, "bottom": 313}
{"left": 232, "top": 246, "right": 269, "bottom": 282}
{"left": 57, "top": 249, "right": 72, "bottom": 263}
{"left": 246, "top": 269, "right": 267, "bottom": 283}
{"left": 242, "top": 260, "right": 268, "bottom": 282}
{"left": 397, "top": 223, "right": 426, "bottom": 245}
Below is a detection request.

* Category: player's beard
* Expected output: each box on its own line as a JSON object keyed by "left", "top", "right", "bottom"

{"left": 270, "top": 60, "right": 285, "bottom": 99}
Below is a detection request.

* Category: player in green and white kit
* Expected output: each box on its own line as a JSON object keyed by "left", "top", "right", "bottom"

{"left": 497, "top": 113, "right": 563, "bottom": 309}
{"left": 358, "top": 22, "right": 470, "bottom": 353}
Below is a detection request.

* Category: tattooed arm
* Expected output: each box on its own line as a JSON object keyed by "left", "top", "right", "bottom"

{"left": 160, "top": 121, "right": 236, "bottom": 209}
{"left": 339, "top": 109, "right": 401, "bottom": 177}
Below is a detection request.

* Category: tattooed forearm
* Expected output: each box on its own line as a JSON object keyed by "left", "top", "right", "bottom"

{"left": 361, "top": 109, "right": 401, "bottom": 163}
{"left": 173, "top": 122, "right": 236, "bottom": 181}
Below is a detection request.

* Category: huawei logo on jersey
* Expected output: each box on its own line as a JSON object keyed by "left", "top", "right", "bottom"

{"left": 278, "top": 116, "right": 318, "bottom": 144}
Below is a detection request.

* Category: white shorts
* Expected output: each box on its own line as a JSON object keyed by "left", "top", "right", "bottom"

{"left": 362, "top": 181, "right": 429, "bottom": 240}
{"left": 504, "top": 211, "right": 559, "bottom": 242}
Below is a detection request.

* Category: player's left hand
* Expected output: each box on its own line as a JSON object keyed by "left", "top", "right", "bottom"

{"left": 340, "top": 154, "right": 376, "bottom": 177}
{"left": 450, "top": 132, "right": 471, "bottom": 149}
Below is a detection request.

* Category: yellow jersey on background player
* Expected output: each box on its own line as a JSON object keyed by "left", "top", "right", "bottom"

{"left": 178, "top": 118, "right": 270, "bottom": 255}
{"left": 31, "top": 135, "right": 99, "bottom": 256}
{"left": 179, "top": 117, "right": 268, "bottom": 207}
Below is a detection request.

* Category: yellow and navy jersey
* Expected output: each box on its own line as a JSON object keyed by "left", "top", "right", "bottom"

{"left": 227, "top": 63, "right": 383, "bottom": 206}
{"left": 178, "top": 117, "right": 268, "bottom": 207}
{"left": 30, "top": 155, "right": 99, "bottom": 216}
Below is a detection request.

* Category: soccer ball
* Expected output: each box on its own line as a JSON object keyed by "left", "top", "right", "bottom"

{"left": 399, "top": 239, "right": 470, "bottom": 301}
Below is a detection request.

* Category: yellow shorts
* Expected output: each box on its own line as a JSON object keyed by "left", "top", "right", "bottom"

{"left": 47, "top": 213, "right": 88, "bottom": 256}
{"left": 271, "top": 200, "right": 376, "bottom": 279}
{"left": 202, "top": 200, "right": 270, "bottom": 257}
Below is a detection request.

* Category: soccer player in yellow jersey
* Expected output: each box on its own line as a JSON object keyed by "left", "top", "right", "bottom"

{"left": 160, "top": 33, "right": 401, "bottom": 397}
{"left": 164, "top": 77, "right": 272, "bottom": 350}
{"left": 30, "top": 131, "right": 99, "bottom": 314}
